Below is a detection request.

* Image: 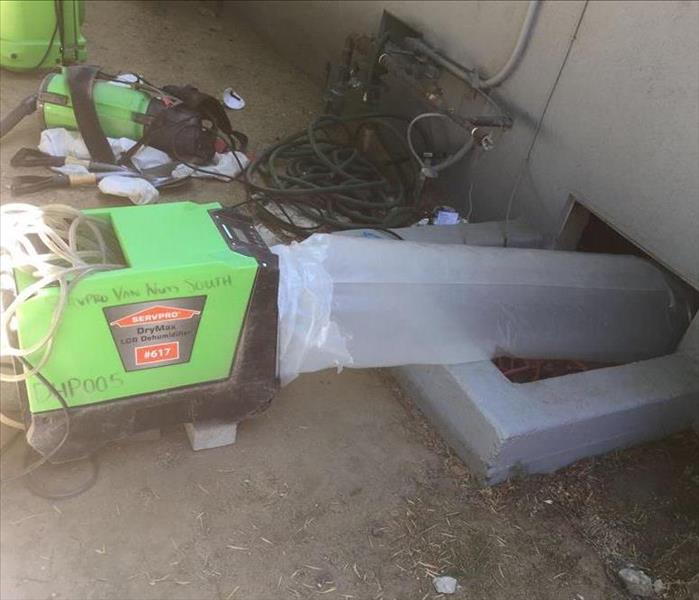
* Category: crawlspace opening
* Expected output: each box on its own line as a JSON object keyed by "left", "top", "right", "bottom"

{"left": 494, "top": 199, "right": 697, "bottom": 383}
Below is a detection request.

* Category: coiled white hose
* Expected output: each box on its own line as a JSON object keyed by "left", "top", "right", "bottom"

{"left": 0, "top": 204, "right": 125, "bottom": 393}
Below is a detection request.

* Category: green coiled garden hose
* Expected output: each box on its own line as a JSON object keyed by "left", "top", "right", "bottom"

{"left": 243, "top": 114, "right": 425, "bottom": 238}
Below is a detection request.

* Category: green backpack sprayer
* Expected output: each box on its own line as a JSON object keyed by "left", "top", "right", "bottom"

{"left": 1, "top": 65, "right": 248, "bottom": 167}
{"left": 0, "top": 0, "right": 87, "bottom": 71}
{"left": 1, "top": 0, "right": 246, "bottom": 165}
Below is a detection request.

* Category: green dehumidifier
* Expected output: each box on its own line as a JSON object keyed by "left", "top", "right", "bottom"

{"left": 7, "top": 202, "right": 279, "bottom": 461}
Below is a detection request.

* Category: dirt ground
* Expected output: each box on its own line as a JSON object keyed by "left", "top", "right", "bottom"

{"left": 1, "top": 369, "right": 697, "bottom": 600}
{"left": 1, "top": 2, "right": 698, "bottom": 599}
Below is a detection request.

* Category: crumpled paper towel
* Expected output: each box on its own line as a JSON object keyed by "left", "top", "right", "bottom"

{"left": 98, "top": 176, "right": 159, "bottom": 205}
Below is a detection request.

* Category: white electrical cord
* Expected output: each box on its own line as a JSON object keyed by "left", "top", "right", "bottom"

{"left": 0, "top": 204, "right": 125, "bottom": 388}
{"left": 0, "top": 411, "right": 24, "bottom": 430}
{"left": 466, "top": 183, "right": 474, "bottom": 222}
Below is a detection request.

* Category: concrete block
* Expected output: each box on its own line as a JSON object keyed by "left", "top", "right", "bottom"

{"left": 393, "top": 348, "right": 699, "bottom": 484}
{"left": 185, "top": 419, "right": 238, "bottom": 451}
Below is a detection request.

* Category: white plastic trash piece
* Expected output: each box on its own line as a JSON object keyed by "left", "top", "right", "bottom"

{"left": 618, "top": 568, "right": 655, "bottom": 597}
{"left": 434, "top": 208, "right": 460, "bottom": 225}
{"left": 115, "top": 72, "right": 139, "bottom": 84}
{"left": 223, "top": 88, "right": 246, "bottom": 110}
{"left": 98, "top": 176, "right": 159, "bottom": 205}
{"left": 433, "top": 576, "right": 458, "bottom": 594}
{"left": 272, "top": 234, "right": 690, "bottom": 385}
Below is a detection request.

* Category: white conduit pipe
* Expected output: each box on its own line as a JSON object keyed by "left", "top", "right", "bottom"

{"left": 478, "top": 0, "right": 541, "bottom": 89}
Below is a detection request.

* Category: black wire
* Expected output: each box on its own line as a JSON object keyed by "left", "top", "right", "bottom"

{"left": 503, "top": 0, "right": 589, "bottom": 246}
{"left": 0, "top": 357, "right": 99, "bottom": 500}
{"left": 55, "top": 0, "right": 65, "bottom": 57}
{"left": 228, "top": 197, "right": 257, "bottom": 211}
{"left": 24, "top": 452, "right": 99, "bottom": 500}
{"left": 176, "top": 143, "right": 246, "bottom": 183}
{"left": 171, "top": 138, "right": 246, "bottom": 185}
{"left": 0, "top": 357, "right": 71, "bottom": 483}
{"left": 369, "top": 227, "right": 403, "bottom": 240}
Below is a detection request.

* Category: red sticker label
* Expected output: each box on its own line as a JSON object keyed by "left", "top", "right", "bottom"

{"left": 110, "top": 305, "right": 201, "bottom": 328}
{"left": 134, "top": 341, "right": 180, "bottom": 366}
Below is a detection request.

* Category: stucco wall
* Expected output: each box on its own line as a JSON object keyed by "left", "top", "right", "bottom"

{"left": 233, "top": 1, "right": 699, "bottom": 289}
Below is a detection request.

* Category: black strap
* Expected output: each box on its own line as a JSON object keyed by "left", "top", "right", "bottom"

{"left": 162, "top": 84, "right": 233, "bottom": 133}
{"left": 117, "top": 108, "right": 171, "bottom": 168}
{"left": 229, "top": 128, "right": 249, "bottom": 153}
{"left": 66, "top": 66, "right": 116, "bottom": 163}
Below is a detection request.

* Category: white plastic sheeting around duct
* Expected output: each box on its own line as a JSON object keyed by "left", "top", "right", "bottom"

{"left": 272, "top": 235, "right": 691, "bottom": 385}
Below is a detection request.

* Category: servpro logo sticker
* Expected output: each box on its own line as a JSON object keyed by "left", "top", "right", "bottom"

{"left": 104, "top": 297, "right": 205, "bottom": 372}
{"left": 110, "top": 305, "right": 201, "bottom": 328}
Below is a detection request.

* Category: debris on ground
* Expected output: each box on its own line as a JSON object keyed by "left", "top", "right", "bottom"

{"left": 385, "top": 370, "right": 699, "bottom": 599}
{"left": 618, "top": 567, "right": 655, "bottom": 597}
{"left": 433, "top": 575, "right": 458, "bottom": 594}
{"left": 653, "top": 579, "right": 667, "bottom": 595}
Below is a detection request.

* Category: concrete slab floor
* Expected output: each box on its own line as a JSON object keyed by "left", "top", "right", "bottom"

{"left": 1, "top": 2, "right": 698, "bottom": 600}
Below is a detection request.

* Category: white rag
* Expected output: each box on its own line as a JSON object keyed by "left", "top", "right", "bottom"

{"left": 38, "top": 128, "right": 246, "bottom": 205}
{"left": 39, "top": 128, "right": 171, "bottom": 172}
{"left": 98, "top": 176, "right": 159, "bottom": 205}
{"left": 49, "top": 164, "right": 159, "bottom": 205}
{"left": 171, "top": 151, "right": 249, "bottom": 181}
